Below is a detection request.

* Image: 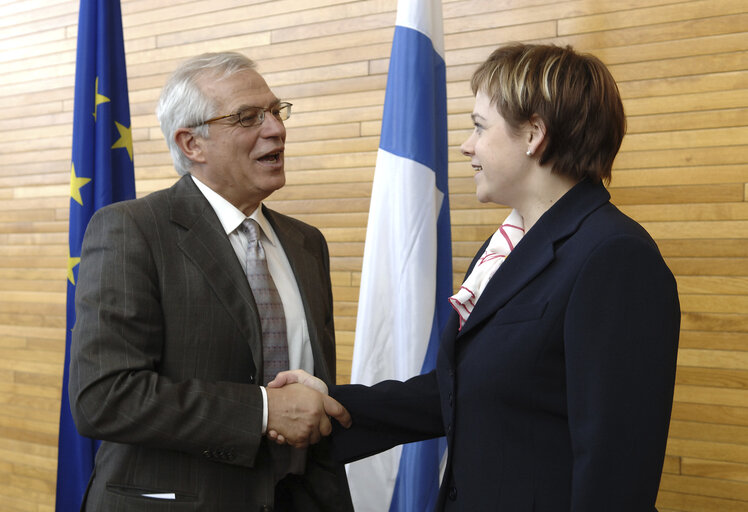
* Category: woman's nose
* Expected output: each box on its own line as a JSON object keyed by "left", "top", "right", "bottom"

{"left": 460, "top": 137, "right": 473, "bottom": 157}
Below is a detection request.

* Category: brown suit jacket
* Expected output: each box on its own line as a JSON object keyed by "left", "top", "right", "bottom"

{"left": 69, "top": 175, "right": 352, "bottom": 511}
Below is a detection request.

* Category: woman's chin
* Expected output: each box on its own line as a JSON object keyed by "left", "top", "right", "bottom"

{"left": 474, "top": 189, "right": 492, "bottom": 203}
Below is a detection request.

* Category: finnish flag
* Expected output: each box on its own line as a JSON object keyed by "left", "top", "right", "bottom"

{"left": 348, "top": 0, "right": 452, "bottom": 510}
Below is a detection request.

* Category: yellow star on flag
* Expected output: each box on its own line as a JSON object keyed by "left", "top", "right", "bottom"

{"left": 94, "top": 77, "right": 110, "bottom": 121}
{"left": 111, "top": 121, "right": 133, "bottom": 161}
{"left": 67, "top": 249, "right": 81, "bottom": 285}
{"left": 70, "top": 163, "right": 91, "bottom": 206}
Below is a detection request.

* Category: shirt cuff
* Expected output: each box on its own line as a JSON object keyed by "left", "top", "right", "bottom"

{"left": 260, "top": 386, "right": 268, "bottom": 434}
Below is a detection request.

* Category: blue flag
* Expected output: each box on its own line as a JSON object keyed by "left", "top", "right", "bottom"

{"left": 348, "top": 1, "right": 451, "bottom": 510}
{"left": 56, "top": 0, "right": 135, "bottom": 509}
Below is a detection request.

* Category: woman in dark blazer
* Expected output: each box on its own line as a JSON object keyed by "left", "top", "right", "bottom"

{"left": 271, "top": 43, "right": 680, "bottom": 511}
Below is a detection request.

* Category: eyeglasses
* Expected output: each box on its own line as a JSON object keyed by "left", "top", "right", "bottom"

{"left": 195, "top": 102, "right": 292, "bottom": 128}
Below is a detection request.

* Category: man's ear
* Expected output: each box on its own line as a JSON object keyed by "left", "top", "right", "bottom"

{"left": 527, "top": 114, "right": 548, "bottom": 156}
{"left": 174, "top": 127, "right": 206, "bottom": 165}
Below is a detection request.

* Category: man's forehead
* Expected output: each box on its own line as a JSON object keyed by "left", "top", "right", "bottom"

{"left": 199, "top": 69, "right": 277, "bottom": 107}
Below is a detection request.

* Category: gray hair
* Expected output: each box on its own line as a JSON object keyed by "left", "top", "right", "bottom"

{"left": 156, "top": 52, "right": 257, "bottom": 175}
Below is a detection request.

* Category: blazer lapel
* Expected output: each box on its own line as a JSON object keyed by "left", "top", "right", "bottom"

{"left": 457, "top": 180, "right": 611, "bottom": 339}
{"left": 169, "top": 176, "right": 264, "bottom": 369}
{"left": 458, "top": 236, "right": 554, "bottom": 338}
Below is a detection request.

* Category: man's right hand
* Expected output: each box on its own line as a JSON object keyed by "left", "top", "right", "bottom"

{"left": 265, "top": 383, "right": 350, "bottom": 448}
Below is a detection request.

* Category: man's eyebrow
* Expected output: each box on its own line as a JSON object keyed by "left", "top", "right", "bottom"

{"left": 234, "top": 100, "right": 282, "bottom": 111}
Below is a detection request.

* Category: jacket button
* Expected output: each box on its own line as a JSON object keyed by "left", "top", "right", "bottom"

{"left": 448, "top": 486, "right": 457, "bottom": 501}
{"left": 447, "top": 423, "right": 453, "bottom": 434}
{"left": 260, "top": 506, "right": 273, "bottom": 512}
{"left": 202, "top": 450, "right": 212, "bottom": 459}
{"left": 448, "top": 392, "right": 453, "bottom": 406}
{"left": 249, "top": 375, "right": 255, "bottom": 383}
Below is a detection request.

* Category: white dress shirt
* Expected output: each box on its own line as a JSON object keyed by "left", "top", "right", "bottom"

{"left": 191, "top": 175, "right": 314, "bottom": 431}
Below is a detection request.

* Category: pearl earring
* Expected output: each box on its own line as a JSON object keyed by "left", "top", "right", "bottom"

{"left": 526, "top": 149, "right": 533, "bottom": 156}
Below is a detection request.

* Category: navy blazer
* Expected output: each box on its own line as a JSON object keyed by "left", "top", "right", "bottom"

{"left": 332, "top": 180, "right": 680, "bottom": 511}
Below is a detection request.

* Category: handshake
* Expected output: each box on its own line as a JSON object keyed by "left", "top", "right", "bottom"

{"left": 265, "top": 370, "right": 350, "bottom": 448}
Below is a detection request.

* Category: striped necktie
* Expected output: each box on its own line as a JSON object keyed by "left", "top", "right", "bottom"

{"left": 241, "top": 219, "right": 306, "bottom": 479}
{"left": 241, "top": 218, "right": 289, "bottom": 385}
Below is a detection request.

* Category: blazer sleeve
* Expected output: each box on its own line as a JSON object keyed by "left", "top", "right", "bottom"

{"left": 564, "top": 234, "right": 680, "bottom": 510}
{"left": 330, "top": 371, "right": 444, "bottom": 463}
{"left": 68, "top": 204, "right": 265, "bottom": 468}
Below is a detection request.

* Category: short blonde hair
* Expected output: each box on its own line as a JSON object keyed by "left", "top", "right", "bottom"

{"left": 471, "top": 43, "right": 626, "bottom": 184}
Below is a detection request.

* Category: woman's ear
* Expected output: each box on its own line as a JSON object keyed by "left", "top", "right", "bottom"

{"left": 526, "top": 115, "right": 548, "bottom": 157}
{"left": 174, "top": 128, "right": 206, "bottom": 165}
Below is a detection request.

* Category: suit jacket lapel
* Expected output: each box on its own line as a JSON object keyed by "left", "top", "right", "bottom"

{"left": 457, "top": 180, "right": 611, "bottom": 339}
{"left": 264, "top": 207, "right": 333, "bottom": 384}
{"left": 169, "top": 175, "right": 264, "bottom": 369}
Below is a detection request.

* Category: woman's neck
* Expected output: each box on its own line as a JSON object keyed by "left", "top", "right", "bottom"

{"left": 516, "top": 172, "right": 579, "bottom": 233}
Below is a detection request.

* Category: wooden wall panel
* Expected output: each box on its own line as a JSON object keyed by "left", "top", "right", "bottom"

{"left": 0, "top": 0, "right": 746, "bottom": 509}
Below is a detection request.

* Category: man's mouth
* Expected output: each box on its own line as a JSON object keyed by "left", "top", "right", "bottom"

{"left": 473, "top": 164, "right": 483, "bottom": 172}
{"left": 258, "top": 151, "right": 282, "bottom": 163}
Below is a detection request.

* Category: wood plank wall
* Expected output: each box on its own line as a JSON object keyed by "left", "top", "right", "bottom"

{"left": 0, "top": 0, "right": 746, "bottom": 509}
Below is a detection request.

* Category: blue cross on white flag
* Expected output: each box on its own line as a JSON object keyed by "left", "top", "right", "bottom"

{"left": 348, "top": 0, "right": 451, "bottom": 510}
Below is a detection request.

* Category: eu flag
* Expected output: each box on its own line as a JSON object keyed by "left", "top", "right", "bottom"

{"left": 56, "top": 0, "right": 135, "bottom": 509}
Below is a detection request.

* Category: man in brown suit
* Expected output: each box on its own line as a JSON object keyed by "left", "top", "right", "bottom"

{"left": 68, "top": 52, "right": 353, "bottom": 511}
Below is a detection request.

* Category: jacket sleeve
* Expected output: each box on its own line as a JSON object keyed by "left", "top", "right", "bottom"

{"left": 564, "top": 234, "right": 680, "bottom": 510}
{"left": 68, "top": 204, "right": 265, "bottom": 468}
{"left": 330, "top": 371, "right": 445, "bottom": 463}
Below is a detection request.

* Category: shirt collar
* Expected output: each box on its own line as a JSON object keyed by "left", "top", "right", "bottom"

{"left": 191, "top": 175, "right": 278, "bottom": 247}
